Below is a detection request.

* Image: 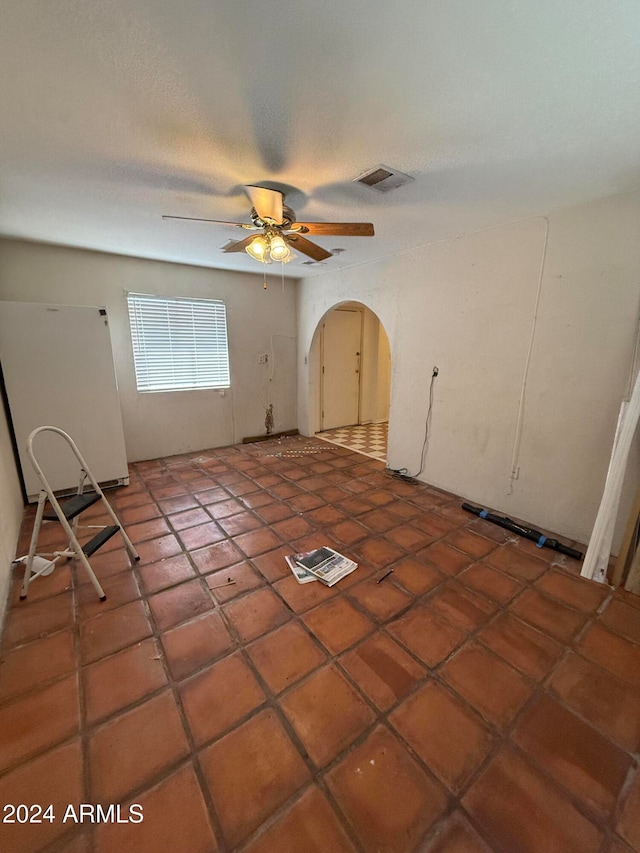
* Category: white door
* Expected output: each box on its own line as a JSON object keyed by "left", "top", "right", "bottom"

{"left": 0, "top": 302, "right": 129, "bottom": 500}
{"left": 321, "top": 309, "right": 362, "bottom": 430}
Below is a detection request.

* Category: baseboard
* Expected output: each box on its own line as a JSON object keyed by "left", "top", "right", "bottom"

{"left": 242, "top": 429, "right": 299, "bottom": 444}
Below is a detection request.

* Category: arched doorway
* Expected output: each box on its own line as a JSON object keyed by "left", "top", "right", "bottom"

{"left": 313, "top": 302, "right": 391, "bottom": 460}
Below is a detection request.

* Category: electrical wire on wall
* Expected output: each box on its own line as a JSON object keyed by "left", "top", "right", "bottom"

{"left": 507, "top": 217, "right": 549, "bottom": 495}
{"left": 269, "top": 334, "right": 297, "bottom": 382}
{"left": 387, "top": 366, "right": 439, "bottom": 483}
{"left": 228, "top": 386, "right": 237, "bottom": 446}
{"left": 259, "top": 333, "right": 297, "bottom": 428}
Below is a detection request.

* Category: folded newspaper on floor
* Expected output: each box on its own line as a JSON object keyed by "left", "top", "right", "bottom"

{"left": 286, "top": 546, "right": 357, "bottom": 586}
{"left": 284, "top": 554, "right": 317, "bottom": 584}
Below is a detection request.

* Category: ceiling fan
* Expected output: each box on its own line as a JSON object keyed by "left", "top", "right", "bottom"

{"left": 163, "top": 185, "right": 374, "bottom": 264}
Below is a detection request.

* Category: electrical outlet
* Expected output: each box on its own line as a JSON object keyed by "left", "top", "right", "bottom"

{"left": 258, "top": 354, "right": 267, "bottom": 364}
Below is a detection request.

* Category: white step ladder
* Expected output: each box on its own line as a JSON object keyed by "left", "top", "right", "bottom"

{"left": 19, "top": 426, "right": 139, "bottom": 601}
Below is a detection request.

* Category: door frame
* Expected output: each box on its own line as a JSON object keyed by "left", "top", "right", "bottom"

{"left": 319, "top": 307, "right": 364, "bottom": 431}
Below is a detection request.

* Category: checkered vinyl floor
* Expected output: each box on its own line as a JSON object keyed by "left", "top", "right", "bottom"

{"left": 316, "top": 422, "right": 388, "bottom": 461}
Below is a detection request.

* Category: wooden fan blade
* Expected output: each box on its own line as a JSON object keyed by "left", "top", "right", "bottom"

{"left": 221, "top": 235, "right": 258, "bottom": 253}
{"left": 292, "top": 222, "right": 374, "bottom": 237}
{"left": 286, "top": 234, "right": 332, "bottom": 262}
{"left": 245, "top": 186, "right": 284, "bottom": 224}
{"left": 162, "top": 215, "right": 255, "bottom": 228}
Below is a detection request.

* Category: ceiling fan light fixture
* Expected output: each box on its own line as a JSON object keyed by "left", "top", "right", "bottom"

{"left": 165, "top": 185, "right": 374, "bottom": 265}
{"left": 245, "top": 234, "right": 268, "bottom": 261}
{"left": 269, "top": 234, "right": 290, "bottom": 262}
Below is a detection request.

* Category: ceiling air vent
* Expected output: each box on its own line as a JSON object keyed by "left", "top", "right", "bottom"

{"left": 353, "top": 164, "right": 414, "bottom": 193}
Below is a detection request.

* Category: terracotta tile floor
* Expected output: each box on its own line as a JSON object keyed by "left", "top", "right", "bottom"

{"left": 0, "top": 434, "right": 639, "bottom": 852}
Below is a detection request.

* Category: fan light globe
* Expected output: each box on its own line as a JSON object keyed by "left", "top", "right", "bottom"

{"left": 269, "top": 235, "right": 290, "bottom": 261}
{"left": 246, "top": 235, "right": 268, "bottom": 260}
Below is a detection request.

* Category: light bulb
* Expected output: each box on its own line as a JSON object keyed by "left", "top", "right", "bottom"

{"left": 246, "top": 235, "right": 268, "bottom": 261}
{"left": 269, "top": 234, "right": 291, "bottom": 262}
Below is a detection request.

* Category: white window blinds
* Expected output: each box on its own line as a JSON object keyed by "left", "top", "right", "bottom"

{"left": 127, "top": 293, "right": 230, "bottom": 392}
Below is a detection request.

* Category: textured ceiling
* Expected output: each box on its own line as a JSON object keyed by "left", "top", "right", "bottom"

{"left": 1, "top": 1, "right": 639, "bottom": 278}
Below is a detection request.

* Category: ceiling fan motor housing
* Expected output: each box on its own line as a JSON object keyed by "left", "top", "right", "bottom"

{"left": 250, "top": 204, "right": 297, "bottom": 231}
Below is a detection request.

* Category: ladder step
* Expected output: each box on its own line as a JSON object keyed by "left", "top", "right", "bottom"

{"left": 43, "top": 492, "right": 101, "bottom": 521}
{"left": 82, "top": 525, "right": 120, "bottom": 558}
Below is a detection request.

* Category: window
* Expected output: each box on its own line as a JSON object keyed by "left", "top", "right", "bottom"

{"left": 127, "top": 293, "right": 230, "bottom": 392}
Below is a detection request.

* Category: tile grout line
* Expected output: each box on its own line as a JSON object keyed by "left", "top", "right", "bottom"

{"left": 130, "top": 461, "right": 233, "bottom": 853}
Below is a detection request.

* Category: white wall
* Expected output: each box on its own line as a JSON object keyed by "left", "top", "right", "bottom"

{"left": 359, "top": 306, "right": 391, "bottom": 425}
{"left": 0, "top": 240, "right": 298, "bottom": 461}
{"left": 0, "top": 404, "right": 25, "bottom": 631}
{"left": 298, "top": 191, "right": 640, "bottom": 547}
{"left": 375, "top": 321, "right": 391, "bottom": 423}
